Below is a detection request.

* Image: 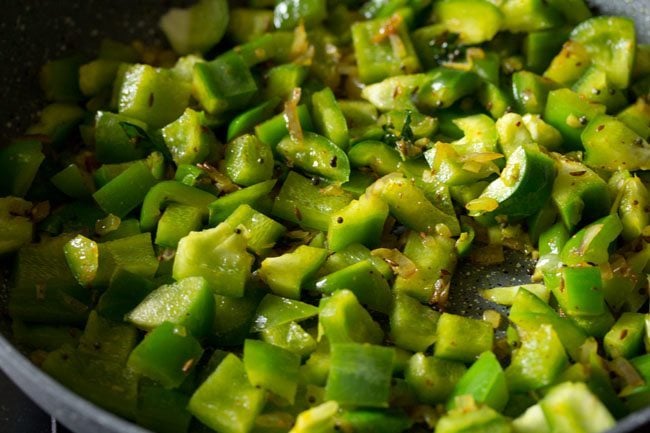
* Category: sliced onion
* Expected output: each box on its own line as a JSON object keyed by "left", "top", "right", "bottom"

{"left": 196, "top": 162, "right": 240, "bottom": 194}
{"left": 284, "top": 87, "right": 304, "bottom": 144}
{"left": 371, "top": 248, "right": 418, "bottom": 278}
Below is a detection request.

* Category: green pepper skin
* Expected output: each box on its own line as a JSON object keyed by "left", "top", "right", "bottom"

{"left": 325, "top": 343, "right": 395, "bottom": 408}
{"left": 276, "top": 132, "right": 351, "bottom": 183}
{"left": 188, "top": 354, "right": 266, "bottom": 433}
{"left": 447, "top": 351, "right": 509, "bottom": 412}
{"left": 126, "top": 276, "right": 215, "bottom": 336}
{"left": 225, "top": 134, "right": 274, "bottom": 186}
{"left": 474, "top": 145, "right": 555, "bottom": 224}
{"left": 582, "top": 115, "right": 650, "bottom": 171}
{"left": 128, "top": 322, "right": 204, "bottom": 389}
{"left": 116, "top": 64, "right": 191, "bottom": 129}
{"left": 140, "top": 180, "right": 217, "bottom": 232}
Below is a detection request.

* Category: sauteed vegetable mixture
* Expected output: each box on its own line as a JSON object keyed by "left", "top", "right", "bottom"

{"left": 1, "top": 0, "right": 650, "bottom": 432}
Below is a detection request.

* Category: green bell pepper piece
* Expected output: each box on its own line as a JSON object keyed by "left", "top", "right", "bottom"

{"left": 524, "top": 28, "right": 571, "bottom": 73}
{"left": 351, "top": 14, "right": 420, "bottom": 84}
{"left": 260, "top": 321, "right": 317, "bottom": 358}
{"left": 161, "top": 108, "right": 217, "bottom": 166}
{"left": 510, "top": 288, "right": 588, "bottom": 361}
{"left": 42, "top": 345, "right": 138, "bottom": 420}
{"left": 558, "top": 266, "right": 606, "bottom": 317}
{"left": 11, "top": 320, "right": 80, "bottom": 352}
{"left": 473, "top": 144, "right": 555, "bottom": 224}
{"left": 572, "top": 66, "right": 628, "bottom": 113}
{"left": 544, "top": 88, "right": 607, "bottom": 151}
{"left": 126, "top": 276, "right": 215, "bottom": 336}
{"left": 51, "top": 164, "right": 94, "bottom": 199}
{"left": 325, "top": 343, "right": 395, "bottom": 408}
{"left": 435, "top": 0, "right": 502, "bottom": 44}
{"left": 544, "top": 40, "right": 592, "bottom": 87}
{"left": 225, "top": 134, "right": 274, "bottom": 186}
{"left": 435, "top": 313, "right": 493, "bottom": 363}
{"left": 26, "top": 102, "right": 85, "bottom": 145}
{"left": 313, "top": 260, "right": 392, "bottom": 314}
{"left": 389, "top": 293, "right": 439, "bottom": 352}
{"left": 116, "top": 64, "right": 191, "bottom": 128}
{"left": 480, "top": 284, "right": 549, "bottom": 306}
{"left": 128, "top": 322, "right": 203, "bottom": 389}
{"left": 437, "top": 406, "right": 510, "bottom": 433}
{"left": 9, "top": 235, "right": 91, "bottom": 325}
{"left": 63, "top": 235, "right": 99, "bottom": 288}
{"left": 251, "top": 294, "right": 318, "bottom": 333}
{"left": 136, "top": 383, "right": 192, "bottom": 433}
{"left": 0, "top": 139, "right": 45, "bottom": 197}
{"left": 227, "top": 8, "right": 273, "bottom": 44}
{"left": 259, "top": 245, "right": 327, "bottom": 299}
{"left": 320, "top": 243, "right": 392, "bottom": 280}
{"left": 96, "top": 269, "right": 155, "bottom": 322}
{"left": 512, "top": 70, "right": 559, "bottom": 115}
{"left": 193, "top": 51, "right": 257, "bottom": 115}
{"left": 255, "top": 104, "right": 314, "bottom": 147}
{"left": 140, "top": 180, "right": 217, "bottom": 232}
{"left": 405, "top": 353, "right": 467, "bottom": 404}
{"left": 155, "top": 203, "right": 204, "bottom": 248}
{"left": 78, "top": 311, "right": 138, "bottom": 364}
{"left": 551, "top": 154, "right": 610, "bottom": 231}
{"left": 211, "top": 284, "right": 265, "bottom": 346}
{"left": 224, "top": 204, "right": 286, "bottom": 256}
{"left": 617, "top": 98, "right": 650, "bottom": 139}
{"left": 495, "top": 113, "right": 534, "bottom": 158}
{"left": 582, "top": 114, "right": 650, "bottom": 171}
{"left": 94, "top": 232, "right": 159, "bottom": 285}
{"left": 79, "top": 59, "right": 121, "bottom": 97}
{"left": 416, "top": 68, "right": 481, "bottom": 111}
{"left": 173, "top": 223, "right": 253, "bottom": 297}
{"left": 617, "top": 176, "right": 650, "bottom": 241}
{"left": 312, "top": 87, "right": 349, "bottom": 150}
{"left": 367, "top": 173, "right": 460, "bottom": 235}
{"left": 188, "top": 354, "right": 266, "bottom": 433}
{"left": 348, "top": 140, "right": 401, "bottom": 176}
{"left": 0, "top": 197, "right": 33, "bottom": 255}
{"left": 499, "top": 0, "right": 563, "bottom": 33}
{"left": 244, "top": 339, "right": 300, "bottom": 403}
{"left": 335, "top": 409, "right": 412, "bottom": 433}
{"left": 447, "top": 351, "right": 508, "bottom": 412}
{"left": 272, "top": 171, "right": 353, "bottom": 231}
{"left": 539, "top": 382, "right": 615, "bottom": 433}
{"left": 159, "top": 0, "right": 229, "bottom": 55}
{"left": 264, "top": 64, "right": 308, "bottom": 100}
{"left": 208, "top": 179, "right": 276, "bottom": 225}
{"left": 327, "top": 193, "right": 388, "bottom": 252}
{"left": 393, "top": 230, "right": 457, "bottom": 304}
{"left": 277, "top": 132, "right": 351, "bottom": 183}
{"left": 227, "top": 97, "right": 280, "bottom": 141}
{"left": 479, "top": 82, "right": 513, "bottom": 119}
{"left": 522, "top": 114, "right": 563, "bottom": 151}
{"left": 39, "top": 56, "right": 84, "bottom": 102}
{"left": 560, "top": 214, "right": 623, "bottom": 266}
{"left": 93, "top": 160, "right": 158, "bottom": 218}
{"left": 319, "top": 289, "right": 383, "bottom": 344}
{"left": 360, "top": 73, "right": 427, "bottom": 111}
{"left": 570, "top": 16, "right": 636, "bottom": 89}
{"left": 273, "top": 0, "right": 326, "bottom": 30}
{"left": 505, "top": 323, "right": 568, "bottom": 392}
{"left": 290, "top": 401, "right": 339, "bottom": 433}
{"left": 603, "top": 312, "right": 646, "bottom": 359}
{"left": 234, "top": 31, "right": 295, "bottom": 67}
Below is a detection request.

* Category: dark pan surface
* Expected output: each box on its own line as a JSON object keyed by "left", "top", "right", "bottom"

{"left": 0, "top": 1, "right": 649, "bottom": 433}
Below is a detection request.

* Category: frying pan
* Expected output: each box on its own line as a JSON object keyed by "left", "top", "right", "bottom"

{"left": 0, "top": 1, "right": 649, "bottom": 432}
